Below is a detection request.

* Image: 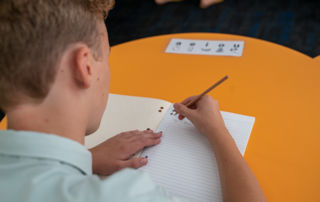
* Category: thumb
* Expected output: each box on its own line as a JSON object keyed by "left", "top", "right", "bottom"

{"left": 122, "top": 157, "right": 148, "bottom": 169}
{"left": 173, "top": 103, "right": 195, "bottom": 120}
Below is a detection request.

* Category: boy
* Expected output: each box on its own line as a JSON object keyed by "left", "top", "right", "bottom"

{"left": 0, "top": 0, "right": 266, "bottom": 201}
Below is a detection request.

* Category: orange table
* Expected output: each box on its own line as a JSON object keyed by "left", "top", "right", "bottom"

{"left": 0, "top": 117, "right": 6, "bottom": 130}
{"left": 1, "top": 33, "right": 319, "bottom": 201}
{"left": 108, "top": 33, "right": 320, "bottom": 202}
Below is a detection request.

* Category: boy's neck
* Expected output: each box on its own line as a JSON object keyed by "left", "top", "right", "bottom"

{"left": 6, "top": 97, "right": 88, "bottom": 145}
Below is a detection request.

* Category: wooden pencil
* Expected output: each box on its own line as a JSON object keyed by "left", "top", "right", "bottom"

{"left": 186, "top": 75, "right": 229, "bottom": 107}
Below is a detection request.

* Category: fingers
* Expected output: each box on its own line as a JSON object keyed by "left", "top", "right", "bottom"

{"left": 142, "top": 130, "right": 162, "bottom": 139}
{"left": 119, "top": 130, "right": 162, "bottom": 154}
{"left": 144, "top": 128, "right": 156, "bottom": 134}
{"left": 121, "top": 157, "right": 148, "bottom": 169}
{"left": 178, "top": 114, "right": 185, "bottom": 120}
{"left": 134, "top": 131, "right": 162, "bottom": 148}
{"left": 177, "top": 96, "right": 200, "bottom": 120}
{"left": 119, "top": 130, "right": 140, "bottom": 138}
{"left": 133, "top": 129, "right": 162, "bottom": 139}
{"left": 173, "top": 103, "right": 195, "bottom": 120}
{"left": 120, "top": 129, "right": 157, "bottom": 139}
{"left": 181, "top": 95, "right": 198, "bottom": 105}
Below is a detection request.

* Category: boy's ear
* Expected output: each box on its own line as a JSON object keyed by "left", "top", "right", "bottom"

{"left": 73, "top": 46, "right": 93, "bottom": 88}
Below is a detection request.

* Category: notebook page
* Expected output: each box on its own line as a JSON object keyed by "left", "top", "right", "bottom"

{"left": 85, "top": 94, "right": 171, "bottom": 149}
{"left": 140, "top": 105, "right": 255, "bottom": 202}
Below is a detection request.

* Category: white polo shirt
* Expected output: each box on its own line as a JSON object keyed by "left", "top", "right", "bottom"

{"left": 0, "top": 130, "right": 186, "bottom": 202}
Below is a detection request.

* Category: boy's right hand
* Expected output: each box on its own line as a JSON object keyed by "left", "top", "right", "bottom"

{"left": 173, "top": 95, "right": 227, "bottom": 138}
{"left": 175, "top": 96, "right": 267, "bottom": 202}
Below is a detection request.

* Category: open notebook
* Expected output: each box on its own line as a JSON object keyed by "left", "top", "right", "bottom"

{"left": 85, "top": 94, "right": 255, "bottom": 202}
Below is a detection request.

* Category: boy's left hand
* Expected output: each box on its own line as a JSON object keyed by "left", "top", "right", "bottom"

{"left": 89, "top": 129, "right": 162, "bottom": 175}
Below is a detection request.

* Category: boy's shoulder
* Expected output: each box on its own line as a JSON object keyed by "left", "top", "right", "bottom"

{"left": 0, "top": 130, "right": 182, "bottom": 202}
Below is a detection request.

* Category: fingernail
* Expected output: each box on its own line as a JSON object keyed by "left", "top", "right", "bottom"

{"left": 140, "top": 158, "right": 147, "bottom": 164}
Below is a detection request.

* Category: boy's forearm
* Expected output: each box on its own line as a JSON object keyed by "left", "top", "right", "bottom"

{"left": 206, "top": 127, "right": 267, "bottom": 202}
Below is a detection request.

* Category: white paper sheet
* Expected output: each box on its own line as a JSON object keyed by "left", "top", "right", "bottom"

{"left": 85, "top": 94, "right": 171, "bottom": 149}
{"left": 140, "top": 105, "right": 255, "bottom": 202}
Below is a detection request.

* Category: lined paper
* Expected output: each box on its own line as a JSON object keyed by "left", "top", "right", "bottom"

{"left": 140, "top": 105, "right": 255, "bottom": 202}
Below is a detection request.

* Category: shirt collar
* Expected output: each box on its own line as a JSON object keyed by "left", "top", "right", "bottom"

{"left": 0, "top": 130, "right": 92, "bottom": 175}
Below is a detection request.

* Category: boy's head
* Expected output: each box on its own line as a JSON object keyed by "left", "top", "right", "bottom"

{"left": 0, "top": 0, "right": 114, "bottom": 134}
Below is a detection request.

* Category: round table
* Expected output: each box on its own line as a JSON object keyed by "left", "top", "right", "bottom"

{"left": 108, "top": 33, "right": 320, "bottom": 202}
{"left": 0, "top": 33, "right": 319, "bottom": 201}
{"left": 0, "top": 117, "right": 5, "bottom": 130}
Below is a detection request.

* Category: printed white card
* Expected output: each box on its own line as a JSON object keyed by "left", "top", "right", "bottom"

{"left": 165, "top": 38, "right": 245, "bottom": 57}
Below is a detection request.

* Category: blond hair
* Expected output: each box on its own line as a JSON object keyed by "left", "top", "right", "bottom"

{"left": 0, "top": 0, "right": 114, "bottom": 111}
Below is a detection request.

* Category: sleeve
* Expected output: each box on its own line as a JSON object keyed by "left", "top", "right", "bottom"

{"left": 44, "top": 168, "right": 189, "bottom": 202}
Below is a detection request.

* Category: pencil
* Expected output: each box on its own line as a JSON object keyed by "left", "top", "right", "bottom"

{"left": 185, "top": 75, "right": 229, "bottom": 107}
